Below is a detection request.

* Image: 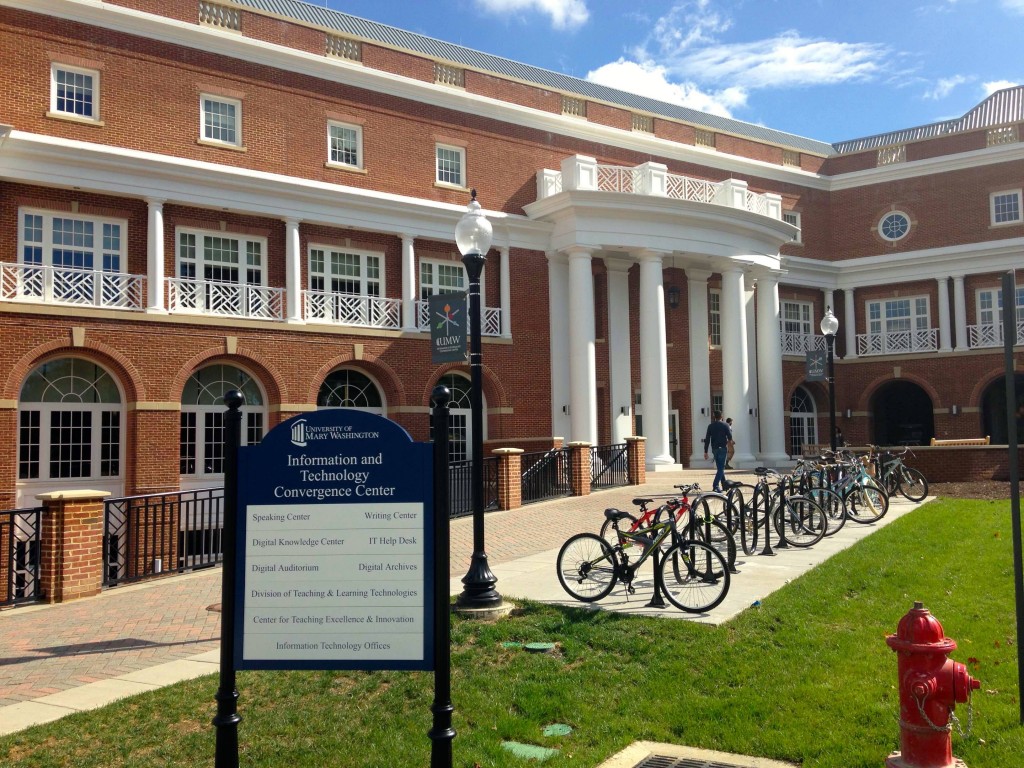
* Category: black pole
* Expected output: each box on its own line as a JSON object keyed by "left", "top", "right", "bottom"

{"left": 826, "top": 333, "right": 837, "bottom": 453}
{"left": 1000, "top": 271, "right": 1024, "bottom": 725}
{"left": 456, "top": 248, "right": 501, "bottom": 609}
{"left": 213, "top": 390, "right": 243, "bottom": 768}
{"left": 429, "top": 386, "right": 455, "bottom": 767}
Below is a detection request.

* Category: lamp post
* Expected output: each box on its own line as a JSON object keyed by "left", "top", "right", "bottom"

{"left": 454, "top": 190, "right": 502, "bottom": 610}
{"left": 820, "top": 306, "right": 839, "bottom": 452}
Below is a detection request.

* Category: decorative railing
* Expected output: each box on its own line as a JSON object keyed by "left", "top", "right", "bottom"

{"left": 967, "top": 322, "right": 1024, "bottom": 348}
{"left": 304, "top": 291, "right": 402, "bottom": 328}
{"left": 1, "top": 506, "right": 43, "bottom": 607}
{"left": 0, "top": 263, "right": 146, "bottom": 310}
{"left": 591, "top": 444, "right": 628, "bottom": 489}
{"left": 665, "top": 173, "right": 721, "bottom": 204}
{"left": 104, "top": 488, "right": 224, "bottom": 586}
{"left": 520, "top": 448, "right": 572, "bottom": 504}
{"left": 448, "top": 457, "right": 499, "bottom": 519}
{"left": 417, "top": 300, "right": 502, "bottom": 336}
{"left": 781, "top": 331, "right": 826, "bottom": 355}
{"left": 856, "top": 328, "right": 938, "bottom": 356}
{"left": 167, "top": 278, "right": 284, "bottom": 320}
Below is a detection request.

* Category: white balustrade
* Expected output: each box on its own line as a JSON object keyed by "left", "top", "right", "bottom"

{"left": 968, "top": 322, "right": 1024, "bottom": 348}
{"left": 167, "top": 278, "right": 284, "bottom": 320}
{"left": 0, "top": 263, "right": 145, "bottom": 310}
{"left": 303, "top": 291, "right": 402, "bottom": 328}
{"left": 856, "top": 328, "right": 939, "bottom": 356}
{"left": 780, "top": 331, "right": 825, "bottom": 355}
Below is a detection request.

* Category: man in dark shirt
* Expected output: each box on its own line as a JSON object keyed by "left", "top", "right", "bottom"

{"left": 703, "top": 411, "right": 733, "bottom": 492}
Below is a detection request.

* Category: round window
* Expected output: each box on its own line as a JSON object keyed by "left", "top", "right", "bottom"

{"left": 879, "top": 211, "right": 911, "bottom": 241}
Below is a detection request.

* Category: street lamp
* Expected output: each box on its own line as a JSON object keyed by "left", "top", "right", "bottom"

{"left": 454, "top": 189, "right": 502, "bottom": 610}
{"left": 820, "top": 306, "right": 839, "bottom": 452}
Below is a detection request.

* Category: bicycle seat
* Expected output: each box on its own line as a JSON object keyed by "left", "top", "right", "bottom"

{"left": 754, "top": 467, "right": 770, "bottom": 476}
{"left": 631, "top": 498, "right": 653, "bottom": 506}
{"left": 721, "top": 480, "right": 742, "bottom": 489}
{"left": 604, "top": 508, "right": 633, "bottom": 522}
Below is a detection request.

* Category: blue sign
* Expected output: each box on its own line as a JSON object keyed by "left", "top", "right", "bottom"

{"left": 234, "top": 408, "right": 433, "bottom": 671}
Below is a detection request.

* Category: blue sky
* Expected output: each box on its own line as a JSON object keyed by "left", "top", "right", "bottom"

{"left": 322, "top": 0, "right": 1024, "bottom": 145}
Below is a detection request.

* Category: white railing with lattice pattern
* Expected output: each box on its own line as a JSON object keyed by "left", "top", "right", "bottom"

{"left": 596, "top": 165, "right": 639, "bottom": 193}
{"left": 303, "top": 291, "right": 402, "bottom": 329}
{"left": 0, "top": 263, "right": 145, "bottom": 310}
{"left": 167, "top": 278, "right": 284, "bottom": 320}
{"left": 856, "top": 328, "right": 938, "bottom": 356}
{"left": 968, "top": 322, "right": 1024, "bottom": 348}
{"left": 417, "top": 300, "right": 502, "bottom": 336}
{"left": 781, "top": 331, "right": 826, "bottom": 355}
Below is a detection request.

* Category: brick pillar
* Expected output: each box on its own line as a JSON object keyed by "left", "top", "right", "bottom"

{"left": 494, "top": 448, "right": 524, "bottom": 510}
{"left": 568, "top": 441, "right": 592, "bottom": 496}
{"left": 626, "top": 436, "right": 647, "bottom": 485}
{"left": 37, "top": 490, "right": 110, "bottom": 604}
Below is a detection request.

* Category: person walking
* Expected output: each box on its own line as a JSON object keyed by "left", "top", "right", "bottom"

{"left": 725, "top": 417, "right": 735, "bottom": 469}
{"left": 703, "top": 411, "right": 733, "bottom": 493}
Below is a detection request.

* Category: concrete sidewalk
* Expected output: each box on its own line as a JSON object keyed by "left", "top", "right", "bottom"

{"left": 0, "top": 469, "right": 924, "bottom": 735}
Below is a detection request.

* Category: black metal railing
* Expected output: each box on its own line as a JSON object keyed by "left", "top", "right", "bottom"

{"left": 1, "top": 506, "right": 43, "bottom": 607}
{"left": 449, "top": 457, "right": 499, "bottom": 519}
{"left": 591, "top": 443, "right": 628, "bottom": 488}
{"left": 104, "top": 487, "right": 224, "bottom": 586}
{"left": 521, "top": 448, "right": 572, "bottom": 504}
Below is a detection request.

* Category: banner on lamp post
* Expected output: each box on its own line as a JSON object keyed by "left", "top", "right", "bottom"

{"left": 805, "top": 350, "right": 826, "bottom": 381}
{"left": 429, "top": 293, "right": 467, "bottom": 364}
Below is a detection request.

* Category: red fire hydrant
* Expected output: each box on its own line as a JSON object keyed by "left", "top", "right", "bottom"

{"left": 886, "top": 602, "right": 980, "bottom": 768}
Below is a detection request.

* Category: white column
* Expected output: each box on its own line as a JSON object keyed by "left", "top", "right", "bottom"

{"left": 401, "top": 235, "right": 417, "bottom": 331}
{"left": 686, "top": 267, "right": 712, "bottom": 466}
{"left": 567, "top": 246, "right": 597, "bottom": 444}
{"left": 547, "top": 251, "right": 571, "bottom": 440}
{"left": 720, "top": 265, "right": 754, "bottom": 465}
{"left": 843, "top": 290, "right": 857, "bottom": 359}
{"left": 146, "top": 198, "right": 166, "bottom": 313}
{"left": 285, "top": 219, "right": 303, "bottom": 323}
{"left": 744, "top": 274, "right": 760, "bottom": 456}
{"left": 605, "top": 259, "right": 633, "bottom": 444}
{"left": 756, "top": 272, "right": 789, "bottom": 463}
{"left": 953, "top": 275, "right": 968, "bottom": 351}
{"left": 637, "top": 249, "right": 674, "bottom": 466}
{"left": 499, "top": 246, "right": 512, "bottom": 339}
{"left": 937, "top": 277, "right": 952, "bottom": 352}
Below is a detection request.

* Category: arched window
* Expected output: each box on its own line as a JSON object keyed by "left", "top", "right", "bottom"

{"left": 789, "top": 386, "right": 818, "bottom": 458}
{"left": 317, "top": 369, "right": 384, "bottom": 413}
{"left": 438, "top": 373, "right": 477, "bottom": 461}
{"left": 17, "top": 358, "right": 124, "bottom": 500}
{"left": 180, "top": 364, "right": 265, "bottom": 479}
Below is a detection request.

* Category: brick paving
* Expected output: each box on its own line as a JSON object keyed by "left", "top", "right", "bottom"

{"left": 0, "top": 469, "right": 726, "bottom": 710}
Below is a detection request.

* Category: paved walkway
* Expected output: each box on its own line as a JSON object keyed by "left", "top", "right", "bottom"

{"left": 0, "top": 469, "right": 924, "bottom": 735}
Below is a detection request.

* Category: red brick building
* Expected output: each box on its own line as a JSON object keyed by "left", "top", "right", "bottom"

{"left": 1, "top": 0, "right": 1022, "bottom": 507}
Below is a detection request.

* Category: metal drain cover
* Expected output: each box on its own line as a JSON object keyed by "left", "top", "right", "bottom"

{"left": 595, "top": 741, "right": 798, "bottom": 768}
{"left": 634, "top": 758, "right": 749, "bottom": 768}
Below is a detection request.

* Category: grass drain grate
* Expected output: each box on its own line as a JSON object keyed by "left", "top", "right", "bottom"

{"left": 634, "top": 758, "right": 752, "bottom": 768}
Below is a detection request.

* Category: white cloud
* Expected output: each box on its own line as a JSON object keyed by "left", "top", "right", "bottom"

{"left": 1001, "top": 0, "right": 1024, "bottom": 13}
{"left": 649, "top": 0, "right": 732, "bottom": 53}
{"left": 924, "top": 75, "right": 968, "bottom": 100}
{"left": 587, "top": 59, "right": 747, "bottom": 118}
{"left": 476, "top": 0, "right": 589, "bottom": 30}
{"left": 983, "top": 79, "right": 1022, "bottom": 96}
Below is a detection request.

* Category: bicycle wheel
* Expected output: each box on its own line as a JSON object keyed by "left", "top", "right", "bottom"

{"left": 682, "top": 517, "right": 736, "bottom": 574}
{"left": 805, "top": 485, "right": 846, "bottom": 536}
{"left": 696, "top": 492, "right": 738, "bottom": 535}
{"left": 773, "top": 495, "right": 826, "bottom": 547}
{"left": 898, "top": 467, "right": 929, "bottom": 503}
{"left": 739, "top": 501, "right": 760, "bottom": 555}
{"left": 556, "top": 533, "right": 617, "bottom": 602}
{"left": 846, "top": 479, "right": 889, "bottom": 524}
{"left": 599, "top": 512, "right": 638, "bottom": 549}
{"left": 659, "top": 540, "right": 730, "bottom": 613}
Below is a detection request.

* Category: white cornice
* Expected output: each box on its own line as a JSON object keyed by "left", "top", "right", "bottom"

{"left": 826, "top": 142, "right": 1024, "bottom": 190}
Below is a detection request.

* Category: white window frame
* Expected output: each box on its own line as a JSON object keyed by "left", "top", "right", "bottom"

{"left": 878, "top": 211, "right": 911, "bottom": 242}
{"left": 317, "top": 368, "right": 386, "bottom": 414}
{"left": 977, "top": 286, "right": 1024, "bottom": 326}
{"left": 175, "top": 227, "right": 267, "bottom": 287}
{"left": 18, "top": 208, "right": 128, "bottom": 273}
{"left": 49, "top": 63, "right": 100, "bottom": 122}
{"left": 420, "top": 258, "right": 470, "bottom": 299}
{"left": 866, "top": 296, "right": 930, "bottom": 336}
{"left": 435, "top": 144, "right": 466, "bottom": 188}
{"left": 308, "top": 245, "right": 383, "bottom": 297}
{"left": 708, "top": 288, "right": 721, "bottom": 347}
{"left": 200, "top": 94, "right": 242, "bottom": 147}
{"left": 990, "top": 189, "right": 1022, "bottom": 226}
{"left": 326, "top": 121, "right": 363, "bottom": 169}
{"left": 781, "top": 300, "right": 814, "bottom": 335}
{"left": 783, "top": 211, "right": 802, "bottom": 244}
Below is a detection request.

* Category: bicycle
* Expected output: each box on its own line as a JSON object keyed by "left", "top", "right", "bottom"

{"left": 790, "top": 456, "right": 847, "bottom": 536}
{"left": 868, "top": 444, "right": 929, "bottom": 502}
{"left": 738, "top": 467, "right": 827, "bottom": 555}
{"left": 817, "top": 449, "right": 890, "bottom": 523}
{"left": 557, "top": 505, "right": 730, "bottom": 613}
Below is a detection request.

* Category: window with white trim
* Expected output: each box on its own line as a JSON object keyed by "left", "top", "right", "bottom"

{"left": 783, "top": 211, "right": 802, "bottom": 244}
{"left": 317, "top": 369, "right": 384, "bottom": 413}
{"left": 176, "top": 228, "right": 265, "bottom": 286}
{"left": 180, "top": 364, "right": 264, "bottom": 477}
{"left": 327, "top": 121, "right": 362, "bottom": 168}
{"left": 708, "top": 289, "right": 721, "bottom": 346}
{"left": 309, "top": 246, "right": 381, "bottom": 297}
{"left": 867, "top": 297, "right": 930, "bottom": 336}
{"left": 50, "top": 64, "right": 99, "bottom": 120}
{"left": 991, "top": 189, "right": 1022, "bottom": 225}
{"left": 200, "top": 94, "right": 241, "bottom": 146}
{"left": 977, "top": 286, "right": 1024, "bottom": 327}
{"left": 435, "top": 144, "right": 465, "bottom": 187}
{"left": 781, "top": 300, "right": 814, "bottom": 335}
{"left": 420, "top": 259, "right": 466, "bottom": 299}
{"left": 19, "top": 209, "right": 126, "bottom": 273}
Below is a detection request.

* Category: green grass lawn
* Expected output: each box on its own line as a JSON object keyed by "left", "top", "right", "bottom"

{"left": 3, "top": 498, "right": 1023, "bottom": 768}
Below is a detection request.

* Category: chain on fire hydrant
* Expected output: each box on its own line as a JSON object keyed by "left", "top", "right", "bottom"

{"left": 885, "top": 601, "right": 980, "bottom": 768}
